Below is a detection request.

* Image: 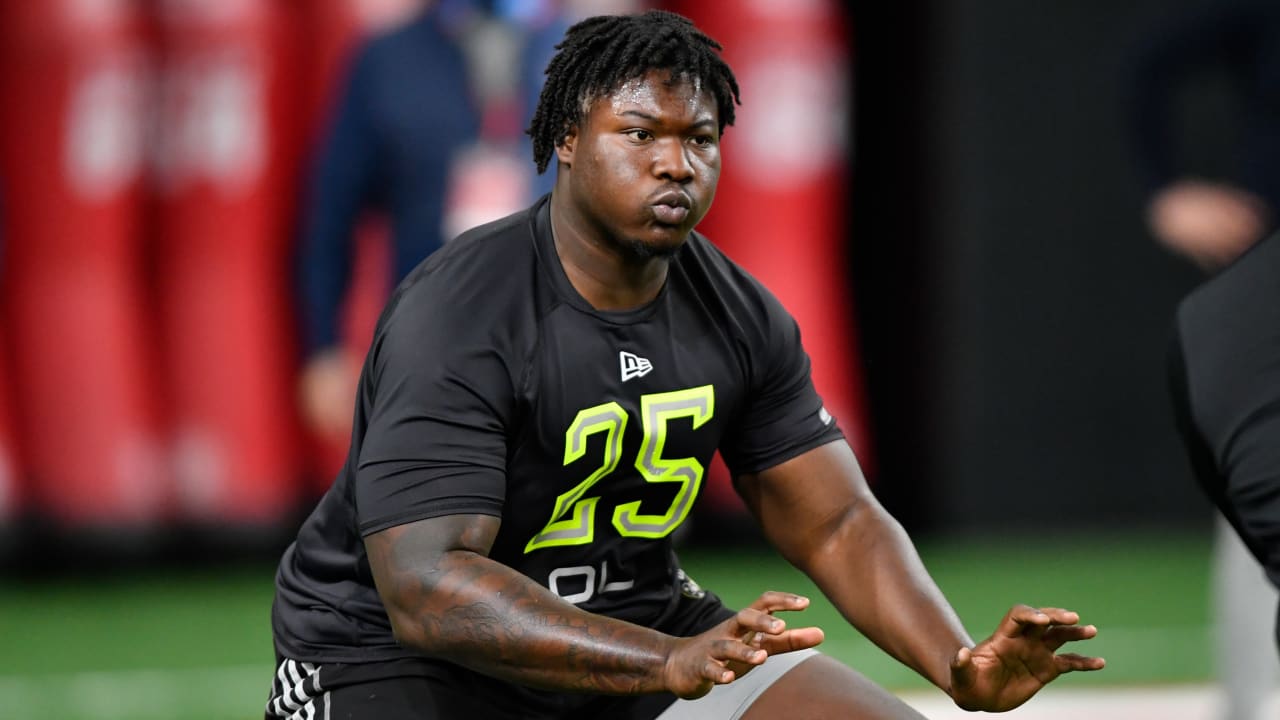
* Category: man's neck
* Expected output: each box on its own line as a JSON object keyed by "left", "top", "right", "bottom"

{"left": 549, "top": 196, "right": 670, "bottom": 312}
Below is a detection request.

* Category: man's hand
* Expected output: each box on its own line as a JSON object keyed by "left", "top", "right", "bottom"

{"left": 662, "top": 591, "right": 825, "bottom": 700}
{"left": 299, "top": 347, "right": 359, "bottom": 439}
{"left": 726, "top": 592, "right": 825, "bottom": 678}
{"left": 949, "top": 605, "right": 1105, "bottom": 712}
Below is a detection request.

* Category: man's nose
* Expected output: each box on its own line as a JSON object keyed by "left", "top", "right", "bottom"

{"left": 653, "top": 138, "right": 694, "bottom": 183}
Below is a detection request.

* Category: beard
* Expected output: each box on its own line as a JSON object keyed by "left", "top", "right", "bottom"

{"left": 616, "top": 232, "right": 685, "bottom": 261}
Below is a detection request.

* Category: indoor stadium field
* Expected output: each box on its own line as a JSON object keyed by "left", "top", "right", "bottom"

{"left": 4, "top": 527, "right": 1266, "bottom": 720}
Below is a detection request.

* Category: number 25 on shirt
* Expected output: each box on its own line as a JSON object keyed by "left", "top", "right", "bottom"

{"left": 525, "top": 385, "right": 715, "bottom": 553}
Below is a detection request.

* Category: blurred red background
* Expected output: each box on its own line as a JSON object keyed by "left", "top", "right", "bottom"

{"left": 0, "top": 0, "right": 860, "bottom": 549}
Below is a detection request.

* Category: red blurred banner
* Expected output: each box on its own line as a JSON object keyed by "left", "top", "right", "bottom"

{"left": 150, "top": 0, "right": 303, "bottom": 526}
{"left": 0, "top": 334, "right": 19, "bottom": 525}
{"left": 0, "top": 0, "right": 168, "bottom": 528}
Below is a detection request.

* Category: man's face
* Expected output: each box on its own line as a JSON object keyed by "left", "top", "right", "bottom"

{"left": 557, "top": 70, "right": 721, "bottom": 258}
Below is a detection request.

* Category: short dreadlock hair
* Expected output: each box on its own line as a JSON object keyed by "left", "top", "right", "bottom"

{"left": 526, "top": 10, "right": 741, "bottom": 174}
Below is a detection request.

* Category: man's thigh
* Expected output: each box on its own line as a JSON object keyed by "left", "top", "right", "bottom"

{"left": 744, "top": 654, "right": 929, "bottom": 720}
{"left": 658, "top": 651, "right": 929, "bottom": 720}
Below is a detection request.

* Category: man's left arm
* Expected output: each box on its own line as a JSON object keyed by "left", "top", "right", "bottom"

{"left": 734, "top": 439, "right": 1105, "bottom": 711}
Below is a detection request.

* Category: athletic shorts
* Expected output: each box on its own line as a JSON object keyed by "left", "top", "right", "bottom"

{"left": 264, "top": 649, "right": 820, "bottom": 720}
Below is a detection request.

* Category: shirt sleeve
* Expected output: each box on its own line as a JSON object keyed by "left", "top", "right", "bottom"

{"left": 354, "top": 282, "right": 515, "bottom": 535}
{"left": 718, "top": 282, "right": 844, "bottom": 476}
{"left": 1173, "top": 289, "right": 1280, "bottom": 588}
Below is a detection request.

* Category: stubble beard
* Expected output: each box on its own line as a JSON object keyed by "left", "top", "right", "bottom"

{"left": 618, "top": 233, "right": 684, "bottom": 261}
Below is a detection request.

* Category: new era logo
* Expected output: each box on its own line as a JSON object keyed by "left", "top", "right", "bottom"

{"left": 619, "top": 351, "right": 653, "bottom": 382}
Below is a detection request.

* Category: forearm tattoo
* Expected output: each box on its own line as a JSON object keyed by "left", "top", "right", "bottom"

{"left": 370, "top": 525, "right": 671, "bottom": 695}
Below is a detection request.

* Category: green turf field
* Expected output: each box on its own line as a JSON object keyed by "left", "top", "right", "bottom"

{"left": 0, "top": 528, "right": 1213, "bottom": 719}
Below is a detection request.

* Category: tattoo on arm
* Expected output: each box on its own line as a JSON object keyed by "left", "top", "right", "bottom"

{"left": 366, "top": 516, "right": 673, "bottom": 695}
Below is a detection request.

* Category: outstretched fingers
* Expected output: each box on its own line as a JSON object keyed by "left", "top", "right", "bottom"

{"left": 1000, "top": 605, "right": 1106, "bottom": 674}
{"left": 668, "top": 595, "right": 827, "bottom": 701}
{"left": 1034, "top": 607, "right": 1082, "bottom": 626}
{"left": 760, "top": 625, "right": 825, "bottom": 654}
{"left": 734, "top": 606, "right": 789, "bottom": 637}
{"left": 668, "top": 627, "right": 769, "bottom": 698}
{"left": 1002, "top": 605, "right": 1081, "bottom": 639}
{"left": 746, "top": 591, "right": 811, "bottom": 614}
{"left": 710, "top": 635, "right": 768, "bottom": 670}
{"left": 738, "top": 592, "right": 824, "bottom": 655}
{"left": 949, "top": 606, "right": 1106, "bottom": 711}
{"left": 1053, "top": 652, "right": 1107, "bottom": 673}
{"left": 1043, "top": 623, "right": 1098, "bottom": 650}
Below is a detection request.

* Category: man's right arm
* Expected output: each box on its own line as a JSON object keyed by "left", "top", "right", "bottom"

{"left": 364, "top": 514, "right": 793, "bottom": 698}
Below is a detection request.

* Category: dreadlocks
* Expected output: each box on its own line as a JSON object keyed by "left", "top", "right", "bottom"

{"left": 526, "top": 10, "right": 741, "bottom": 174}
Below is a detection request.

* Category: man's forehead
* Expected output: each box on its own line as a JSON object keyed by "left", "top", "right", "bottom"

{"left": 589, "top": 71, "right": 715, "bottom": 118}
{"left": 612, "top": 71, "right": 704, "bottom": 97}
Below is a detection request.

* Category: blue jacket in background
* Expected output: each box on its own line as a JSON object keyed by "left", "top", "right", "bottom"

{"left": 299, "top": 8, "right": 480, "bottom": 354}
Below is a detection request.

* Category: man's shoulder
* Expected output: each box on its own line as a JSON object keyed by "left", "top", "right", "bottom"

{"left": 676, "top": 232, "right": 792, "bottom": 328}
{"left": 416, "top": 205, "right": 536, "bottom": 281}
{"left": 379, "top": 205, "right": 543, "bottom": 335}
{"left": 448, "top": 206, "right": 536, "bottom": 251}
{"left": 678, "top": 232, "right": 764, "bottom": 293}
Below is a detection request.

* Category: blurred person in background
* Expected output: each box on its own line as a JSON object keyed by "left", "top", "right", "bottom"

{"left": 1168, "top": 233, "right": 1280, "bottom": 676}
{"left": 297, "top": 0, "right": 650, "bottom": 471}
{"left": 506, "top": 0, "right": 646, "bottom": 200}
{"left": 266, "top": 11, "right": 1103, "bottom": 719}
{"left": 1131, "top": 1, "right": 1278, "bottom": 269}
{"left": 438, "top": 0, "right": 648, "bottom": 242}
{"left": 296, "top": 0, "right": 480, "bottom": 450}
{"left": 1130, "top": 3, "right": 1280, "bottom": 718}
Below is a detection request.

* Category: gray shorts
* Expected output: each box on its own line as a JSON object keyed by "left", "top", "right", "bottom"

{"left": 656, "top": 649, "right": 820, "bottom": 720}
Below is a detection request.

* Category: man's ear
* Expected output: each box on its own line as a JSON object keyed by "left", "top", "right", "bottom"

{"left": 555, "top": 127, "right": 577, "bottom": 166}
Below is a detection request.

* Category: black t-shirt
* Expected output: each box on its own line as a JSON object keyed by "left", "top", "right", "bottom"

{"left": 271, "top": 194, "right": 842, "bottom": 689}
{"left": 1168, "top": 231, "right": 1280, "bottom": 595}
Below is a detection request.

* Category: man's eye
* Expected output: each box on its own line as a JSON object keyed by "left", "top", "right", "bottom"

{"left": 691, "top": 135, "right": 715, "bottom": 147}
{"left": 626, "top": 129, "right": 653, "bottom": 142}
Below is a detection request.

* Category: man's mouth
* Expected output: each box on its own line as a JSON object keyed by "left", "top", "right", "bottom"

{"left": 652, "top": 204, "right": 690, "bottom": 224}
{"left": 651, "top": 190, "right": 692, "bottom": 225}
